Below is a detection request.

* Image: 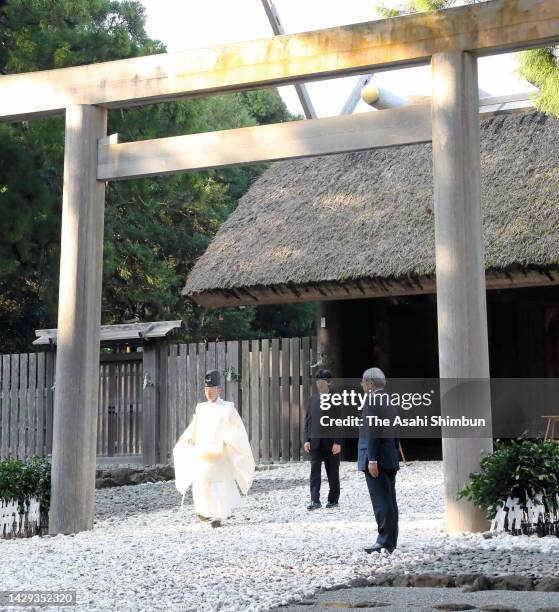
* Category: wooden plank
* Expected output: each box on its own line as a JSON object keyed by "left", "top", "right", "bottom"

{"left": 18, "top": 354, "right": 28, "bottom": 460}
{"left": 186, "top": 343, "right": 197, "bottom": 426}
{"left": 270, "top": 339, "right": 281, "bottom": 462}
{"left": 45, "top": 351, "right": 55, "bottom": 456}
{"left": 177, "top": 344, "right": 188, "bottom": 436}
{"left": 1, "top": 356, "right": 10, "bottom": 458}
{"left": 261, "top": 339, "right": 270, "bottom": 462}
{"left": 290, "top": 338, "right": 301, "bottom": 461}
{"left": 301, "top": 337, "right": 311, "bottom": 459}
{"left": 141, "top": 345, "right": 158, "bottom": 465}
{"left": 241, "top": 341, "right": 251, "bottom": 434}
{"left": 280, "top": 339, "right": 290, "bottom": 462}
{"left": 163, "top": 344, "right": 175, "bottom": 466}
{"left": 127, "top": 361, "right": 134, "bottom": 454}
{"left": 36, "top": 352, "right": 45, "bottom": 457}
{"left": 250, "top": 340, "right": 260, "bottom": 461}
{"left": 108, "top": 364, "right": 117, "bottom": 457}
{"left": 217, "top": 341, "right": 226, "bottom": 398}
{"left": 98, "top": 106, "right": 432, "bottom": 180}
{"left": 136, "top": 359, "right": 143, "bottom": 455}
{"left": 206, "top": 342, "right": 217, "bottom": 373}
{"left": 28, "top": 353, "right": 37, "bottom": 458}
{"left": 196, "top": 343, "right": 207, "bottom": 404}
{"left": 10, "top": 354, "right": 19, "bottom": 459}
{"left": 2, "top": 0, "right": 558, "bottom": 121}
{"left": 225, "top": 341, "right": 239, "bottom": 407}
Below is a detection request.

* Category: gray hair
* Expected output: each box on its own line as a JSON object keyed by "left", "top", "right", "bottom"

{"left": 362, "top": 367, "right": 386, "bottom": 389}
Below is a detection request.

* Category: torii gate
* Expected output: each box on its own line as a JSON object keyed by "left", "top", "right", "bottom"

{"left": 1, "top": 0, "right": 557, "bottom": 535}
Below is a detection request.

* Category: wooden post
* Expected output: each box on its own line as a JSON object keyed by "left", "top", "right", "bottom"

{"left": 142, "top": 343, "right": 160, "bottom": 465}
{"left": 431, "top": 52, "right": 493, "bottom": 533}
{"left": 316, "top": 301, "right": 343, "bottom": 377}
{"left": 49, "top": 105, "right": 107, "bottom": 535}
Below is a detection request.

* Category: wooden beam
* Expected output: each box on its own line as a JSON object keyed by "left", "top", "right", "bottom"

{"left": 261, "top": 0, "right": 316, "bottom": 119}
{"left": 186, "top": 269, "right": 559, "bottom": 307}
{"left": 1, "top": 0, "right": 557, "bottom": 121}
{"left": 98, "top": 104, "right": 432, "bottom": 180}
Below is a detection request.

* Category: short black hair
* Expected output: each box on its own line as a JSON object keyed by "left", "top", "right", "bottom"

{"left": 316, "top": 369, "right": 332, "bottom": 379}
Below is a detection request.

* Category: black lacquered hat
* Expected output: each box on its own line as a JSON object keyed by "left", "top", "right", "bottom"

{"left": 316, "top": 369, "right": 332, "bottom": 379}
{"left": 205, "top": 369, "right": 221, "bottom": 387}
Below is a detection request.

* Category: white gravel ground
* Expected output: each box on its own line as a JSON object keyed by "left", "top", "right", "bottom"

{"left": 1, "top": 461, "right": 558, "bottom": 611}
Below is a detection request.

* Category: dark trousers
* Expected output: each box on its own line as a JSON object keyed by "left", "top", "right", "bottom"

{"left": 364, "top": 469, "right": 398, "bottom": 549}
{"left": 310, "top": 447, "right": 340, "bottom": 503}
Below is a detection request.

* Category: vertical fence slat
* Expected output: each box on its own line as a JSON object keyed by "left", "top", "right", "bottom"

{"left": 261, "top": 339, "right": 270, "bottom": 462}
{"left": 217, "top": 341, "right": 226, "bottom": 397}
{"left": 28, "top": 353, "right": 37, "bottom": 458}
{"left": 45, "top": 351, "right": 55, "bottom": 456}
{"left": 281, "top": 339, "right": 290, "bottom": 462}
{"left": 186, "top": 343, "right": 197, "bottom": 427}
{"left": 1, "top": 356, "right": 10, "bottom": 458}
{"left": 137, "top": 358, "right": 143, "bottom": 455}
{"left": 290, "top": 338, "right": 301, "bottom": 461}
{"left": 196, "top": 343, "right": 206, "bottom": 406}
{"left": 10, "top": 354, "right": 19, "bottom": 459}
{"left": 301, "top": 337, "right": 311, "bottom": 461}
{"left": 177, "top": 344, "right": 187, "bottom": 438}
{"left": 206, "top": 342, "right": 216, "bottom": 373}
{"left": 226, "top": 341, "right": 240, "bottom": 408}
{"left": 270, "top": 339, "right": 280, "bottom": 462}
{"left": 36, "top": 352, "right": 45, "bottom": 458}
{"left": 241, "top": 341, "right": 250, "bottom": 433}
{"left": 250, "top": 340, "right": 260, "bottom": 461}
{"left": 167, "top": 344, "right": 178, "bottom": 459}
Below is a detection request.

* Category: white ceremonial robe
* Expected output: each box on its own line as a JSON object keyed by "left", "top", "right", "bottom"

{"left": 173, "top": 398, "right": 255, "bottom": 520}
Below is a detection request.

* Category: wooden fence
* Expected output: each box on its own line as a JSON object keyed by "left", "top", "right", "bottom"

{"left": 0, "top": 336, "right": 317, "bottom": 464}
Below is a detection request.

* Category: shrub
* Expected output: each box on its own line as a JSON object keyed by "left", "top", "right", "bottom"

{"left": 0, "top": 455, "right": 51, "bottom": 514}
{"left": 458, "top": 439, "right": 559, "bottom": 521}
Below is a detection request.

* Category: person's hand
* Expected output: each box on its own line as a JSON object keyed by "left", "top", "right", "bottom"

{"left": 332, "top": 443, "right": 341, "bottom": 455}
{"left": 368, "top": 462, "right": 379, "bottom": 478}
{"left": 304, "top": 441, "right": 311, "bottom": 453}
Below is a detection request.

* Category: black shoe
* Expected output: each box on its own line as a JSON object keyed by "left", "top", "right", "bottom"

{"left": 307, "top": 501, "right": 322, "bottom": 510}
{"left": 210, "top": 519, "right": 222, "bottom": 528}
{"left": 325, "top": 501, "right": 339, "bottom": 508}
{"left": 364, "top": 544, "right": 395, "bottom": 554}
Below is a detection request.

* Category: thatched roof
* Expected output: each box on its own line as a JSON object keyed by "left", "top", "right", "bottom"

{"left": 183, "top": 110, "right": 559, "bottom": 306}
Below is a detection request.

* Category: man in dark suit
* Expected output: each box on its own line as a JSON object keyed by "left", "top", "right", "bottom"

{"left": 304, "top": 369, "right": 342, "bottom": 510}
{"left": 357, "top": 367, "right": 399, "bottom": 553}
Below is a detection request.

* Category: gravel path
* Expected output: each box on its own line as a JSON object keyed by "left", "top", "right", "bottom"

{"left": 1, "top": 461, "right": 558, "bottom": 611}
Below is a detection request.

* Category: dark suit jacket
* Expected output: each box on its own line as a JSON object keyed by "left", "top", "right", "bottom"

{"left": 304, "top": 392, "right": 342, "bottom": 451}
{"left": 357, "top": 391, "right": 400, "bottom": 472}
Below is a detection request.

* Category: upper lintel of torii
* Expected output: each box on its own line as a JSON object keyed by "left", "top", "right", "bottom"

{"left": 0, "top": 0, "right": 557, "bottom": 122}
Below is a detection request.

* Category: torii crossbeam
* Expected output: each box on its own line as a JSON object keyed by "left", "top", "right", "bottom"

{"left": 1, "top": 0, "right": 557, "bottom": 535}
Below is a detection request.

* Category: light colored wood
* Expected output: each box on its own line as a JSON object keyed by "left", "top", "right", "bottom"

{"left": 98, "top": 105, "right": 432, "bottom": 181}
{"left": 190, "top": 269, "right": 559, "bottom": 308}
{"left": 261, "top": 0, "right": 316, "bottom": 119}
{"left": 261, "top": 339, "right": 270, "bottom": 462}
{"left": 431, "top": 52, "right": 493, "bottom": 534}
{"left": 217, "top": 342, "right": 226, "bottom": 401}
{"left": 36, "top": 352, "right": 45, "bottom": 457}
{"left": 361, "top": 83, "right": 407, "bottom": 109}
{"left": 271, "top": 338, "right": 281, "bottom": 462}
{"left": 250, "top": 340, "right": 260, "bottom": 460}
{"left": 10, "top": 355, "right": 18, "bottom": 458}
{"left": 167, "top": 344, "right": 178, "bottom": 453}
{"left": 186, "top": 343, "right": 197, "bottom": 427}
{"left": 34, "top": 320, "right": 182, "bottom": 345}
{"left": 1, "top": 0, "right": 557, "bottom": 121}
{"left": 290, "top": 337, "right": 301, "bottom": 461}
{"left": 28, "top": 353, "right": 37, "bottom": 457}
{"left": 1, "top": 356, "right": 10, "bottom": 457}
{"left": 177, "top": 345, "right": 188, "bottom": 436}
{"left": 49, "top": 104, "right": 107, "bottom": 535}
{"left": 226, "top": 340, "right": 240, "bottom": 408}
{"left": 241, "top": 341, "right": 251, "bottom": 432}
{"left": 281, "top": 339, "right": 290, "bottom": 462}
{"left": 301, "top": 337, "right": 311, "bottom": 458}
{"left": 141, "top": 345, "right": 158, "bottom": 465}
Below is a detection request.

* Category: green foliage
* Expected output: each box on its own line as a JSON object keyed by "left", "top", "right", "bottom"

{"left": 0, "top": 455, "right": 51, "bottom": 514}
{"left": 518, "top": 48, "right": 559, "bottom": 117}
{"left": 0, "top": 0, "right": 315, "bottom": 350}
{"left": 457, "top": 439, "right": 559, "bottom": 519}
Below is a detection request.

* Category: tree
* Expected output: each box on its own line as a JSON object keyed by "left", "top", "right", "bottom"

{"left": 374, "top": 0, "right": 559, "bottom": 118}
{"left": 0, "top": 0, "right": 315, "bottom": 351}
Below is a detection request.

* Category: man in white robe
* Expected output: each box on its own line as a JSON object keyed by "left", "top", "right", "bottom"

{"left": 173, "top": 369, "right": 255, "bottom": 527}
